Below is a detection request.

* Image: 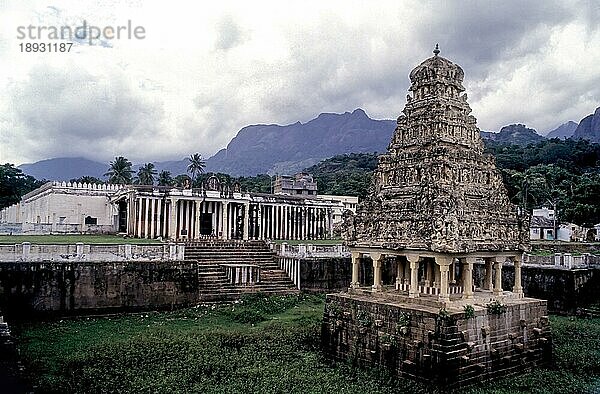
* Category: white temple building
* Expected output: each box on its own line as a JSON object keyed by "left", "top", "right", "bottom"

{"left": 1, "top": 176, "right": 354, "bottom": 240}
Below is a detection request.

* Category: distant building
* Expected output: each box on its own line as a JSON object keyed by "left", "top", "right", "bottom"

{"left": 0, "top": 179, "right": 348, "bottom": 240}
{"left": 0, "top": 181, "right": 120, "bottom": 234}
{"left": 273, "top": 173, "right": 317, "bottom": 196}
{"left": 530, "top": 207, "right": 556, "bottom": 240}
{"left": 316, "top": 194, "right": 359, "bottom": 223}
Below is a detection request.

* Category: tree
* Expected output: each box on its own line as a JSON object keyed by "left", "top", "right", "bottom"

{"left": 0, "top": 163, "right": 44, "bottom": 209}
{"left": 104, "top": 157, "right": 133, "bottom": 184}
{"left": 187, "top": 153, "right": 206, "bottom": 186}
{"left": 157, "top": 170, "right": 174, "bottom": 186}
{"left": 69, "top": 176, "right": 105, "bottom": 184}
{"left": 135, "top": 163, "right": 157, "bottom": 185}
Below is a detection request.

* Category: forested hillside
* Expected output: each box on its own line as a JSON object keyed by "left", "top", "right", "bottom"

{"left": 308, "top": 139, "right": 600, "bottom": 226}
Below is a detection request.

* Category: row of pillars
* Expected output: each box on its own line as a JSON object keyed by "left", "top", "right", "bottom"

{"left": 127, "top": 195, "right": 334, "bottom": 241}
{"left": 350, "top": 252, "right": 523, "bottom": 302}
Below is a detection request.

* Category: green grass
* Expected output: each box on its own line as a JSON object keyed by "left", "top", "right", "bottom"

{"left": 0, "top": 234, "right": 161, "bottom": 244}
{"left": 14, "top": 295, "right": 600, "bottom": 393}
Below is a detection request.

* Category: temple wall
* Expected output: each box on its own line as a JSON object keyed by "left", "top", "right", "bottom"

{"left": 0, "top": 261, "right": 199, "bottom": 318}
{"left": 295, "top": 257, "right": 600, "bottom": 313}
{"left": 321, "top": 294, "right": 551, "bottom": 389}
{"left": 0, "top": 243, "right": 185, "bottom": 262}
{"left": 474, "top": 264, "right": 600, "bottom": 314}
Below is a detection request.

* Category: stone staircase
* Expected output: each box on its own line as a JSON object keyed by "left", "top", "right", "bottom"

{"left": 184, "top": 240, "right": 299, "bottom": 302}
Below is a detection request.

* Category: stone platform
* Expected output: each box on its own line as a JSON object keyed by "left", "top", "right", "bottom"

{"left": 321, "top": 291, "right": 552, "bottom": 389}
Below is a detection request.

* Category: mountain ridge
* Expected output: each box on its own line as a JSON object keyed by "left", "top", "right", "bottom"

{"left": 17, "top": 106, "right": 600, "bottom": 180}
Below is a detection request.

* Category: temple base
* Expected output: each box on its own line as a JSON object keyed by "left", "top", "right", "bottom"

{"left": 321, "top": 291, "right": 552, "bottom": 389}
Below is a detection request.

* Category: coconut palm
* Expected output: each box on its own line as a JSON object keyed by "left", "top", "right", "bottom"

{"left": 135, "top": 163, "right": 157, "bottom": 185}
{"left": 157, "top": 170, "right": 174, "bottom": 186}
{"left": 104, "top": 156, "right": 133, "bottom": 184}
{"left": 187, "top": 153, "right": 206, "bottom": 186}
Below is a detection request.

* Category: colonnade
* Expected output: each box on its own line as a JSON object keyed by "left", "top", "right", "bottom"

{"left": 350, "top": 251, "right": 524, "bottom": 301}
{"left": 125, "top": 195, "right": 333, "bottom": 241}
{"left": 248, "top": 204, "right": 331, "bottom": 241}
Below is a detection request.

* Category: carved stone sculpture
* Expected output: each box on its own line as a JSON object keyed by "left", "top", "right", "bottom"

{"left": 345, "top": 48, "right": 529, "bottom": 253}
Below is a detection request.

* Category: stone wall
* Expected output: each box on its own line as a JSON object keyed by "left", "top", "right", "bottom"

{"left": 474, "top": 264, "right": 600, "bottom": 313}
{"left": 321, "top": 294, "right": 551, "bottom": 389}
{"left": 0, "top": 261, "right": 199, "bottom": 318}
{"left": 0, "top": 243, "right": 185, "bottom": 262}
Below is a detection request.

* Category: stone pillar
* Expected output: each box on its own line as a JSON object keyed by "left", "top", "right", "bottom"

{"left": 257, "top": 204, "right": 263, "bottom": 240}
{"left": 371, "top": 252, "right": 384, "bottom": 292}
{"left": 463, "top": 257, "right": 475, "bottom": 299}
{"left": 396, "top": 259, "right": 404, "bottom": 289}
{"left": 407, "top": 253, "right": 420, "bottom": 298}
{"left": 351, "top": 251, "right": 361, "bottom": 289}
{"left": 136, "top": 198, "right": 142, "bottom": 238}
{"left": 283, "top": 206, "right": 288, "bottom": 240}
{"left": 243, "top": 203, "right": 250, "bottom": 240}
{"left": 512, "top": 254, "right": 524, "bottom": 297}
{"left": 144, "top": 197, "right": 150, "bottom": 238}
{"left": 403, "top": 260, "right": 410, "bottom": 285}
{"left": 169, "top": 198, "right": 178, "bottom": 240}
{"left": 425, "top": 260, "right": 433, "bottom": 287}
{"left": 222, "top": 202, "right": 229, "bottom": 240}
{"left": 494, "top": 256, "right": 504, "bottom": 296}
{"left": 150, "top": 199, "right": 156, "bottom": 239}
{"left": 195, "top": 201, "right": 202, "bottom": 239}
{"left": 484, "top": 258, "right": 493, "bottom": 290}
{"left": 433, "top": 263, "right": 441, "bottom": 288}
{"left": 156, "top": 199, "right": 163, "bottom": 238}
{"left": 437, "top": 256, "right": 451, "bottom": 302}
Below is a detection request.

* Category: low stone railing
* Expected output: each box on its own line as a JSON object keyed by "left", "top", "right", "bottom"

{"left": 278, "top": 257, "right": 301, "bottom": 290}
{"left": 523, "top": 253, "right": 600, "bottom": 269}
{"left": 273, "top": 242, "right": 349, "bottom": 258}
{"left": 0, "top": 243, "right": 186, "bottom": 262}
{"left": 221, "top": 264, "right": 260, "bottom": 285}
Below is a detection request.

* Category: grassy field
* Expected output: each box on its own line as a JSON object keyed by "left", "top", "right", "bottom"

{"left": 0, "top": 234, "right": 161, "bottom": 244}
{"left": 14, "top": 294, "right": 600, "bottom": 394}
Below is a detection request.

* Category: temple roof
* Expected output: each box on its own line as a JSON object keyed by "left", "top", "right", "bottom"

{"left": 342, "top": 49, "right": 530, "bottom": 254}
{"left": 409, "top": 46, "right": 465, "bottom": 91}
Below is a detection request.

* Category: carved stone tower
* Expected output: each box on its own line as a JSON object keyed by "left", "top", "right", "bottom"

{"left": 347, "top": 45, "right": 529, "bottom": 254}
{"left": 323, "top": 48, "right": 550, "bottom": 390}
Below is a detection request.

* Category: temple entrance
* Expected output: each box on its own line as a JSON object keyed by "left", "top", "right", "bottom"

{"left": 118, "top": 200, "right": 127, "bottom": 232}
{"left": 199, "top": 213, "right": 213, "bottom": 236}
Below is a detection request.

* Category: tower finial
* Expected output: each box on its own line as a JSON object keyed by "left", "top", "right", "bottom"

{"left": 433, "top": 43, "right": 440, "bottom": 56}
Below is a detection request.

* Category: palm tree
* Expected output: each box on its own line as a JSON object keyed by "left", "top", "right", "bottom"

{"left": 135, "top": 163, "right": 157, "bottom": 185}
{"left": 69, "top": 176, "right": 105, "bottom": 184}
{"left": 187, "top": 153, "right": 206, "bottom": 186}
{"left": 104, "top": 156, "right": 133, "bottom": 184}
{"left": 157, "top": 170, "right": 174, "bottom": 186}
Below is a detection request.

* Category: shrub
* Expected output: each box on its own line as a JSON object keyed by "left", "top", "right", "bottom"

{"left": 464, "top": 305, "right": 475, "bottom": 319}
{"left": 487, "top": 300, "right": 506, "bottom": 315}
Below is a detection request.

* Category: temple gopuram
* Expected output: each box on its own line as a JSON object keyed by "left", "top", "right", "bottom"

{"left": 322, "top": 46, "right": 551, "bottom": 389}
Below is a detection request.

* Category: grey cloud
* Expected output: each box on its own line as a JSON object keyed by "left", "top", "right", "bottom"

{"left": 9, "top": 64, "right": 164, "bottom": 162}
{"left": 410, "top": 1, "right": 575, "bottom": 77}
{"left": 214, "top": 14, "right": 246, "bottom": 51}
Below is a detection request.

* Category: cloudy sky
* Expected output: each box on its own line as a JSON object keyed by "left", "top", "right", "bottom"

{"left": 1, "top": 0, "right": 599, "bottom": 166}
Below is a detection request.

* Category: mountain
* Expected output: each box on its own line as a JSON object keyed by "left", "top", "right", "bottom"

{"left": 573, "top": 107, "right": 600, "bottom": 143}
{"left": 479, "top": 124, "right": 545, "bottom": 145}
{"left": 18, "top": 157, "right": 106, "bottom": 181}
{"left": 545, "top": 121, "right": 578, "bottom": 139}
{"left": 204, "top": 109, "right": 395, "bottom": 176}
